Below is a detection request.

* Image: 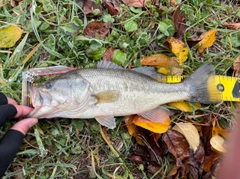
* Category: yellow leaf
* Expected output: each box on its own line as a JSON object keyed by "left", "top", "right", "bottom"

{"left": 168, "top": 101, "right": 201, "bottom": 112}
{"left": 157, "top": 66, "right": 183, "bottom": 76}
{"left": 0, "top": 25, "right": 23, "bottom": 48}
{"left": 197, "top": 29, "right": 217, "bottom": 53}
{"left": 125, "top": 116, "right": 145, "bottom": 146}
{"left": 172, "top": 122, "right": 200, "bottom": 152}
{"left": 140, "top": 54, "right": 179, "bottom": 67}
{"left": 210, "top": 135, "right": 226, "bottom": 153}
{"left": 167, "top": 36, "right": 188, "bottom": 65}
{"left": 133, "top": 115, "right": 170, "bottom": 133}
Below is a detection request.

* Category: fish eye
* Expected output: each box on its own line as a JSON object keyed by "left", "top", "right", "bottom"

{"left": 45, "top": 82, "right": 52, "bottom": 89}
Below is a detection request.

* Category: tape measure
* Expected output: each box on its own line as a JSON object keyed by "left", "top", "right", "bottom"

{"left": 163, "top": 75, "right": 240, "bottom": 102}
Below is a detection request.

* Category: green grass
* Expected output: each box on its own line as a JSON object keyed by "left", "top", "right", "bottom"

{"left": 0, "top": 0, "right": 240, "bottom": 178}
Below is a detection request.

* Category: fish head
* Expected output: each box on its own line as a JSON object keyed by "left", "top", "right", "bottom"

{"left": 28, "top": 73, "right": 90, "bottom": 118}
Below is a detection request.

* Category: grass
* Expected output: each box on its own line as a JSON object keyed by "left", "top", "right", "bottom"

{"left": 0, "top": 0, "right": 240, "bottom": 178}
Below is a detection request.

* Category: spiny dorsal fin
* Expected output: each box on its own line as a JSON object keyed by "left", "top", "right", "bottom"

{"left": 95, "top": 90, "right": 121, "bottom": 104}
{"left": 97, "top": 60, "right": 123, "bottom": 69}
{"left": 132, "top": 67, "right": 164, "bottom": 81}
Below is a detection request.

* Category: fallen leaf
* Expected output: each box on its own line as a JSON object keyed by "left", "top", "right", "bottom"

{"left": 147, "top": 164, "right": 162, "bottom": 176}
{"left": 172, "top": 122, "right": 200, "bottom": 152}
{"left": 122, "top": 0, "right": 150, "bottom": 7}
{"left": 162, "top": 129, "right": 190, "bottom": 166}
{"left": 197, "top": 29, "right": 217, "bottom": 53}
{"left": 103, "top": 0, "right": 120, "bottom": 16}
{"left": 135, "top": 127, "right": 163, "bottom": 164}
{"left": 83, "top": 0, "right": 102, "bottom": 16}
{"left": 133, "top": 115, "right": 170, "bottom": 133}
{"left": 212, "top": 125, "right": 228, "bottom": 138}
{"left": 103, "top": 48, "right": 115, "bottom": 61}
{"left": 83, "top": 22, "right": 111, "bottom": 39}
{"left": 173, "top": 5, "right": 188, "bottom": 39}
{"left": 203, "top": 152, "right": 219, "bottom": 172}
{"left": 127, "top": 154, "right": 144, "bottom": 165}
{"left": 201, "top": 123, "right": 214, "bottom": 156}
{"left": 233, "top": 56, "right": 240, "bottom": 77}
{"left": 169, "top": 0, "right": 177, "bottom": 6}
{"left": 141, "top": 54, "right": 179, "bottom": 67}
{"left": 125, "top": 116, "right": 145, "bottom": 146}
{"left": 223, "top": 23, "right": 240, "bottom": 30}
{"left": 167, "top": 36, "right": 188, "bottom": 65}
{"left": 168, "top": 101, "right": 201, "bottom": 112}
{"left": 157, "top": 65, "right": 183, "bottom": 76}
{"left": 186, "top": 144, "right": 205, "bottom": 178}
{"left": 0, "top": 25, "right": 23, "bottom": 48}
{"left": 210, "top": 135, "right": 226, "bottom": 153}
{"left": 211, "top": 117, "right": 228, "bottom": 138}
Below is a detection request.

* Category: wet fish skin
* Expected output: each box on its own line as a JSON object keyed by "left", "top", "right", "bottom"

{"left": 28, "top": 61, "right": 222, "bottom": 129}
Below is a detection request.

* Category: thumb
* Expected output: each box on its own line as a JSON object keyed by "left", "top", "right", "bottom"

{"left": 11, "top": 118, "right": 38, "bottom": 135}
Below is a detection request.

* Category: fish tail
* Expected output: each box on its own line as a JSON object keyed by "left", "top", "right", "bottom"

{"left": 184, "top": 63, "right": 222, "bottom": 104}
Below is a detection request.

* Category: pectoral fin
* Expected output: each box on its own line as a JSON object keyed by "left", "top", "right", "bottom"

{"left": 96, "top": 116, "right": 116, "bottom": 129}
{"left": 138, "top": 106, "right": 170, "bottom": 123}
{"left": 95, "top": 90, "right": 121, "bottom": 104}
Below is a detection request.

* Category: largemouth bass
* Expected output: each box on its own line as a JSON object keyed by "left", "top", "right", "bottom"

{"left": 28, "top": 61, "right": 222, "bottom": 129}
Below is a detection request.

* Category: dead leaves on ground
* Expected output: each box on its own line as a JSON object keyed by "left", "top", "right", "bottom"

{"left": 127, "top": 118, "right": 226, "bottom": 178}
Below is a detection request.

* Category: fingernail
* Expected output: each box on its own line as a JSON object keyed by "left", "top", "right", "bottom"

{"left": 28, "top": 118, "right": 38, "bottom": 128}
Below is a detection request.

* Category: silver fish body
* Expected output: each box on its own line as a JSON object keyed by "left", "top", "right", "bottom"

{"left": 28, "top": 61, "right": 222, "bottom": 129}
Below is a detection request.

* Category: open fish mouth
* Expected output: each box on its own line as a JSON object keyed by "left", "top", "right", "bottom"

{"left": 29, "top": 86, "right": 52, "bottom": 108}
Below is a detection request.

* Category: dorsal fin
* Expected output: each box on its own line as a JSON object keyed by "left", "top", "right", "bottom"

{"left": 132, "top": 67, "right": 164, "bottom": 80}
{"left": 97, "top": 60, "right": 123, "bottom": 69}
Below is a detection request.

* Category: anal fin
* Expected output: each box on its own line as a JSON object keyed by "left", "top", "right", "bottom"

{"left": 138, "top": 106, "right": 170, "bottom": 123}
{"left": 96, "top": 116, "right": 116, "bottom": 129}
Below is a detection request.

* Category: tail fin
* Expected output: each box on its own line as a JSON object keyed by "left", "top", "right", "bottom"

{"left": 184, "top": 63, "right": 222, "bottom": 104}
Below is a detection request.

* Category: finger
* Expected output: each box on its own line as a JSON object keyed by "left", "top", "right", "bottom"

{"left": 0, "top": 105, "right": 17, "bottom": 127}
{"left": 11, "top": 118, "right": 38, "bottom": 135}
{"left": 7, "top": 98, "right": 17, "bottom": 105}
{"left": 14, "top": 105, "right": 34, "bottom": 118}
{"left": 0, "top": 130, "right": 25, "bottom": 177}
{"left": 0, "top": 92, "right": 8, "bottom": 105}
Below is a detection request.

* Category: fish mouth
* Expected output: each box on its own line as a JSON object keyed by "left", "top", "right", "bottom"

{"left": 29, "top": 85, "right": 52, "bottom": 108}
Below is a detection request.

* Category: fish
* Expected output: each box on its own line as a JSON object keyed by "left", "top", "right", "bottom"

{"left": 28, "top": 60, "right": 222, "bottom": 129}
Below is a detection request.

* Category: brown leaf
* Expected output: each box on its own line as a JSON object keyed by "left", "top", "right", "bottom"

{"left": 136, "top": 127, "right": 163, "bottom": 164}
{"left": 83, "top": 22, "right": 111, "bottom": 39}
{"left": 122, "top": 0, "right": 150, "bottom": 7}
{"left": 162, "top": 129, "right": 190, "bottom": 166}
{"left": 173, "top": 5, "right": 188, "bottom": 39}
{"left": 127, "top": 154, "right": 144, "bottom": 165}
{"left": 170, "top": 0, "right": 178, "bottom": 6}
{"left": 83, "top": 0, "right": 102, "bottom": 16}
{"left": 203, "top": 152, "right": 219, "bottom": 172}
{"left": 103, "top": 48, "right": 115, "bottom": 61}
{"left": 103, "top": 0, "right": 120, "bottom": 16}
{"left": 141, "top": 54, "right": 179, "bottom": 67}
{"left": 201, "top": 123, "right": 214, "bottom": 156}
{"left": 223, "top": 23, "right": 240, "bottom": 30}
{"left": 233, "top": 56, "right": 240, "bottom": 77}
{"left": 185, "top": 144, "right": 205, "bottom": 178}
{"left": 147, "top": 164, "right": 162, "bottom": 176}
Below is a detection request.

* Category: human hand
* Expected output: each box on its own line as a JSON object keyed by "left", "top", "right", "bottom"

{"left": 0, "top": 92, "right": 38, "bottom": 177}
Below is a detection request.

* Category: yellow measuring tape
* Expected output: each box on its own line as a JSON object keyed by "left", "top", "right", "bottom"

{"left": 163, "top": 75, "right": 240, "bottom": 102}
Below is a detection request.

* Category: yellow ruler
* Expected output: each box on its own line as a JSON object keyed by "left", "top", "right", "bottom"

{"left": 163, "top": 75, "right": 240, "bottom": 102}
